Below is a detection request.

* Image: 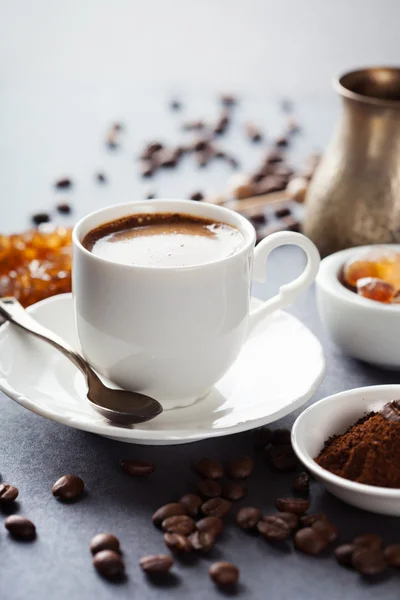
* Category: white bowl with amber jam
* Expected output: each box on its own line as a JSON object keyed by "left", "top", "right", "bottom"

{"left": 315, "top": 244, "right": 400, "bottom": 369}
{"left": 291, "top": 385, "right": 400, "bottom": 516}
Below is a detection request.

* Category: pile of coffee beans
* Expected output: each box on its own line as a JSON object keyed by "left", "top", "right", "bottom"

{"left": 91, "top": 533, "right": 125, "bottom": 580}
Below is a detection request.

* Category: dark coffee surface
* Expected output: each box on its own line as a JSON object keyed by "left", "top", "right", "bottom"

{"left": 82, "top": 212, "right": 244, "bottom": 267}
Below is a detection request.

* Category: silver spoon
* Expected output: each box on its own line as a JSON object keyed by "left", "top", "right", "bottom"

{"left": 0, "top": 297, "right": 163, "bottom": 425}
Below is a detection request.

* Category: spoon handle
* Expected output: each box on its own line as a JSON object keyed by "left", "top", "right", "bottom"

{"left": 0, "top": 297, "right": 89, "bottom": 376}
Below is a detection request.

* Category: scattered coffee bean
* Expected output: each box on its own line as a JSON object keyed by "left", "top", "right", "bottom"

{"left": 164, "top": 532, "right": 192, "bottom": 553}
{"left": 32, "top": 212, "right": 51, "bottom": 226}
{"left": 5, "top": 515, "right": 36, "bottom": 540}
{"left": 161, "top": 515, "right": 196, "bottom": 536}
{"left": 282, "top": 215, "right": 301, "bottom": 232}
{"left": 275, "top": 511, "right": 299, "bottom": 530}
{"left": 335, "top": 544, "right": 356, "bottom": 566}
{"left": 182, "top": 120, "right": 205, "bottom": 131}
{"left": 236, "top": 507, "right": 262, "bottom": 530}
{"left": 195, "top": 149, "right": 213, "bottom": 167}
{"left": 120, "top": 459, "right": 155, "bottom": 477}
{"left": 193, "top": 458, "right": 223, "bottom": 480}
{"left": 220, "top": 94, "right": 237, "bottom": 107}
{"left": 300, "top": 514, "right": 328, "bottom": 527}
{"left": 275, "top": 135, "right": 289, "bottom": 147}
{"left": 225, "top": 154, "right": 239, "bottom": 169}
{"left": 93, "top": 550, "right": 125, "bottom": 580}
{"left": 145, "top": 190, "right": 156, "bottom": 199}
{"left": 55, "top": 177, "right": 72, "bottom": 189}
{"left": 209, "top": 561, "right": 239, "bottom": 587}
{"left": 90, "top": 533, "right": 121, "bottom": 555}
{"left": 294, "top": 528, "right": 328, "bottom": 555}
{"left": 248, "top": 213, "right": 267, "bottom": 226}
{"left": 197, "top": 479, "right": 222, "bottom": 499}
{"left": 105, "top": 129, "right": 119, "bottom": 149}
{"left": 384, "top": 544, "right": 400, "bottom": 567}
{"left": 52, "top": 475, "right": 84, "bottom": 501}
{"left": 352, "top": 547, "right": 387, "bottom": 576}
{"left": 311, "top": 519, "right": 338, "bottom": 543}
{"left": 353, "top": 534, "right": 383, "bottom": 549}
{"left": 56, "top": 202, "right": 72, "bottom": 214}
{"left": 264, "top": 149, "right": 284, "bottom": 164}
{"left": 196, "top": 516, "right": 224, "bottom": 537}
{"left": 227, "top": 455, "right": 254, "bottom": 480}
{"left": 140, "top": 554, "right": 174, "bottom": 575}
{"left": 143, "top": 142, "right": 163, "bottom": 158}
{"left": 189, "top": 530, "right": 216, "bottom": 552}
{"left": 266, "top": 444, "right": 298, "bottom": 471}
{"left": 257, "top": 516, "right": 291, "bottom": 541}
{"left": 273, "top": 163, "right": 294, "bottom": 178}
{"left": 221, "top": 481, "right": 247, "bottom": 501}
{"left": 201, "top": 497, "right": 231, "bottom": 518}
{"left": 140, "top": 161, "right": 154, "bottom": 177}
{"left": 287, "top": 177, "right": 308, "bottom": 203}
{"left": 381, "top": 400, "right": 400, "bottom": 423}
{"left": 293, "top": 472, "right": 310, "bottom": 495}
{"left": 271, "top": 428, "right": 291, "bottom": 446}
{"left": 152, "top": 503, "right": 187, "bottom": 527}
{"left": 0, "top": 483, "right": 19, "bottom": 504}
{"left": 170, "top": 99, "right": 182, "bottom": 111}
{"left": 275, "top": 498, "right": 310, "bottom": 515}
{"left": 275, "top": 206, "right": 291, "bottom": 219}
{"left": 179, "top": 494, "right": 202, "bottom": 518}
{"left": 190, "top": 191, "right": 204, "bottom": 201}
{"left": 213, "top": 111, "right": 230, "bottom": 135}
{"left": 96, "top": 172, "right": 107, "bottom": 183}
{"left": 245, "top": 122, "right": 263, "bottom": 142}
{"left": 192, "top": 138, "right": 210, "bottom": 152}
{"left": 159, "top": 149, "right": 179, "bottom": 168}
{"left": 253, "top": 426, "right": 272, "bottom": 448}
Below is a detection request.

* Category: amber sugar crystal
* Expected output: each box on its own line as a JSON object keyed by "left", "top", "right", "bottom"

{"left": 0, "top": 226, "right": 72, "bottom": 307}
{"left": 343, "top": 247, "right": 400, "bottom": 289}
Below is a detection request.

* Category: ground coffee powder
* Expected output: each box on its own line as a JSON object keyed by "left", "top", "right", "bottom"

{"left": 315, "top": 401, "right": 400, "bottom": 488}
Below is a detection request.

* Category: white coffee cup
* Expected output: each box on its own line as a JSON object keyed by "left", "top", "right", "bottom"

{"left": 73, "top": 199, "right": 320, "bottom": 410}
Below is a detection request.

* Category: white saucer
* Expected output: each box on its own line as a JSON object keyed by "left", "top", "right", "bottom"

{"left": 0, "top": 294, "right": 325, "bottom": 445}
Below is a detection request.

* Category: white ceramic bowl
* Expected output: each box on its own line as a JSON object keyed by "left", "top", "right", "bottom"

{"left": 292, "top": 384, "right": 400, "bottom": 516}
{"left": 316, "top": 244, "right": 400, "bottom": 369}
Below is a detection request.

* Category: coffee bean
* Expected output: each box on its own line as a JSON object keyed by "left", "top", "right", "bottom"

{"left": 209, "top": 561, "right": 239, "bottom": 587}
{"left": 293, "top": 472, "right": 310, "bottom": 495}
{"left": 282, "top": 215, "right": 301, "bottom": 232}
{"left": 197, "top": 479, "right": 222, "bottom": 498}
{"left": 56, "top": 202, "right": 72, "bottom": 214}
{"left": 5, "top": 515, "right": 36, "bottom": 540}
{"left": 335, "top": 544, "right": 356, "bottom": 566}
{"left": 352, "top": 547, "right": 387, "bottom": 576}
{"left": 32, "top": 212, "right": 51, "bottom": 226}
{"left": 179, "top": 493, "right": 202, "bottom": 518}
{"left": 96, "top": 172, "right": 107, "bottom": 183}
{"left": 152, "top": 503, "right": 187, "bottom": 527}
{"left": 161, "top": 515, "right": 196, "bottom": 536}
{"left": 294, "top": 528, "right": 328, "bottom": 555}
{"left": 120, "top": 459, "right": 155, "bottom": 477}
{"left": 275, "top": 498, "right": 310, "bottom": 514}
{"left": 93, "top": 550, "right": 125, "bottom": 580}
{"left": 226, "top": 154, "right": 240, "bottom": 169}
{"left": 311, "top": 520, "right": 338, "bottom": 543}
{"left": 190, "top": 191, "right": 204, "bottom": 201}
{"left": 142, "top": 142, "right": 163, "bottom": 158}
{"left": 381, "top": 400, "right": 400, "bottom": 423}
{"left": 221, "top": 481, "right": 247, "bottom": 501}
{"left": 275, "top": 207, "right": 291, "bottom": 219}
{"left": 227, "top": 456, "right": 254, "bottom": 480}
{"left": 90, "top": 533, "right": 120, "bottom": 555}
{"left": 189, "top": 530, "right": 216, "bottom": 552}
{"left": 52, "top": 475, "right": 84, "bottom": 501}
{"left": 145, "top": 190, "right": 156, "bottom": 199}
{"left": 236, "top": 507, "right": 262, "bottom": 530}
{"left": 257, "top": 516, "right": 291, "bottom": 541}
{"left": 201, "top": 497, "right": 231, "bottom": 518}
{"left": 275, "top": 135, "right": 289, "bottom": 147}
{"left": 106, "top": 129, "right": 119, "bottom": 149}
{"left": 182, "top": 120, "right": 205, "bottom": 131}
{"left": 245, "top": 122, "right": 263, "bottom": 142}
{"left": 192, "top": 138, "right": 210, "bottom": 152}
{"left": 193, "top": 458, "right": 223, "bottom": 480}
{"left": 248, "top": 213, "right": 267, "bottom": 227}
{"left": 164, "top": 532, "right": 192, "bottom": 553}
{"left": 170, "top": 99, "right": 182, "bottom": 111}
{"left": 384, "top": 544, "right": 400, "bottom": 567}
{"left": 159, "top": 149, "right": 179, "bottom": 168}
{"left": 220, "top": 94, "right": 237, "bottom": 107}
{"left": 273, "top": 164, "right": 294, "bottom": 179}
{"left": 55, "top": 177, "right": 72, "bottom": 189}
{"left": 196, "top": 516, "right": 224, "bottom": 537}
{"left": 253, "top": 427, "right": 272, "bottom": 448}
{"left": 264, "top": 149, "right": 284, "bottom": 164}
{"left": 213, "top": 111, "right": 230, "bottom": 136}
{"left": 140, "top": 161, "right": 154, "bottom": 177}
{"left": 275, "top": 512, "right": 299, "bottom": 530}
{"left": 300, "top": 513, "right": 328, "bottom": 527}
{"left": 0, "top": 483, "right": 19, "bottom": 503}
{"left": 353, "top": 534, "right": 383, "bottom": 550}
{"left": 271, "top": 428, "right": 292, "bottom": 445}
{"left": 140, "top": 554, "right": 173, "bottom": 574}
{"left": 266, "top": 445, "right": 298, "bottom": 471}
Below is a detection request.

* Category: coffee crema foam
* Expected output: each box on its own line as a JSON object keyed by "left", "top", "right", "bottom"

{"left": 82, "top": 212, "right": 245, "bottom": 267}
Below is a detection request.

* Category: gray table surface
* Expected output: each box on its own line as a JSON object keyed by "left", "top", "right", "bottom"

{"left": 2, "top": 1, "right": 400, "bottom": 597}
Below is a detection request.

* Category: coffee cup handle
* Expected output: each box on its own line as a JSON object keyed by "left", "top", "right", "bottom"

{"left": 248, "top": 231, "right": 320, "bottom": 335}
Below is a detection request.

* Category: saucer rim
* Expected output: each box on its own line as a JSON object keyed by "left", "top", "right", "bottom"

{"left": 0, "top": 293, "right": 326, "bottom": 444}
